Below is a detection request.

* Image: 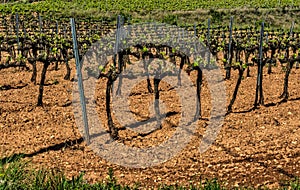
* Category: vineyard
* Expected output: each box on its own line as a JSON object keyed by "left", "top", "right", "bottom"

{"left": 2, "top": 0, "right": 300, "bottom": 15}
{"left": 0, "top": 1, "right": 300, "bottom": 189}
{"left": 1, "top": 0, "right": 300, "bottom": 29}
{"left": 0, "top": 13, "right": 299, "bottom": 113}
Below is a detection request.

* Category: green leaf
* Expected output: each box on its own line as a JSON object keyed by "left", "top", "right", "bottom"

{"left": 193, "top": 61, "right": 199, "bottom": 67}
{"left": 235, "top": 62, "right": 241, "bottom": 66}
{"left": 217, "top": 46, "right": 223, "bottom": 51}
{"left": 98, "top": 65, "right": 105, "bottom": 72}
{"left": 52, "top": 47, "right": 58, "bottom": 53}
{"left": 142, "top": 46, "right": 148, "bottom": 53}
{"left": 293, "top": 53, "right": 297, "bottom": 59}
{"left": 83, "top": 44, "right": 88, "bottom": 50}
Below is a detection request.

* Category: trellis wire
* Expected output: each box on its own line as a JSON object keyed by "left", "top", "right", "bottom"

{"left": 113, "top": 15, "right": 123, "bottom": 70}
{"left": 15, "top": 13, "right": 20, "bottom": 54}
{"left": 285, "top": 21, "right": 295, "bottom": 58}
{"left": 290, "top": 21, "right": 295, "bottom": 36}
{"left": 228, "top": 16, "right": 233, "bottom": 60}
{"left": 56, "top": 21, "right": 59, "bottom": 34}
{"left": 62, "top": 24, "right": 66, "bottom": 39}
{"left": 3, "top": 17, "right": 8, "bottom": 36}
{"left": 226, "top": 16, "right": 234, "bottom": 79}
{"left": 38, "top": 14, "right": 43, "bottom": 34}
{"left": 258, "top": 22, "right": 264, "bottom": 85}
{"left": 207, "top": 18, "right": 211, "bottom": 65}
{"left": 22, "top": 21, "right": 26, "bottom": 36}
{"left": 289, "top": 21, "right": 298, "bottom": 69}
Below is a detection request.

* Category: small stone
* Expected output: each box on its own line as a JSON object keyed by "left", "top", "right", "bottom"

{"left": 23, "top": 118, "right": 29, "bottom": 123}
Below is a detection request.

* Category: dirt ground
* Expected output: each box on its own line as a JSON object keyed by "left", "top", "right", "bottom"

{"left": 0, "top": 58, "right": 300, "bottom": 189}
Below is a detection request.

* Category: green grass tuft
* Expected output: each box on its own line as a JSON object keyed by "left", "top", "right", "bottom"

{"left": 0, "top": 157, "right": 300, "bottom": 190}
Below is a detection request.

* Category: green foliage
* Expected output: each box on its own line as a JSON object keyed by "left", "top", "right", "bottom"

{"left": 51, "top": 47, "right": 58, "bottom": 54}
{"left": 16, "top": 54, "right": 26, "bottom": 63}
{"left": 193, "top": 61, "right": 199, "bottom": 67}
{"left": 172, "top": 48, "right": 176, "bottom": 54}
{"left": 0, "top": 0, "right": 298, "bottom": 18}
{"left": 0, "top": 158, "right": 300, "bottom": 189}
{"left": 142, "top": 46, "right": 148, "bottom": 53}
{"left": 289, "top": 178, "right": 300, "bottom": 190}
{"left": 209, "top": 9, "right": 224, "bottom": 23}
{"left": 98, "top": 65, "right": 105, "bottom": 72}
{"left": 201, "top": 178, "right": 224, "bottom": 190}
{"left": 162, "top": 14, "right": 178, "bottom": 25}
{"left": 293, "top": 53, "right": 297, "bottom": 59}
{"left": 0, "top": 157, "right": 130, "bottom": 190}
{"left": 217, "top": 46, "right": 223, "bottom": 52}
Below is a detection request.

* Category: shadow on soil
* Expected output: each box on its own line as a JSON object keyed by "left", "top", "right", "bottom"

{"left": 0, "top": 84, "right": 28, "bottom": 91}
{"left": 230, "top": 96, "right": 300, "bottom": 114}
{"left": 0, "top": 137, "right": 84, "bottom": 164}
{"left": 210, "top": 141, "right": 300, "bottom": 182}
